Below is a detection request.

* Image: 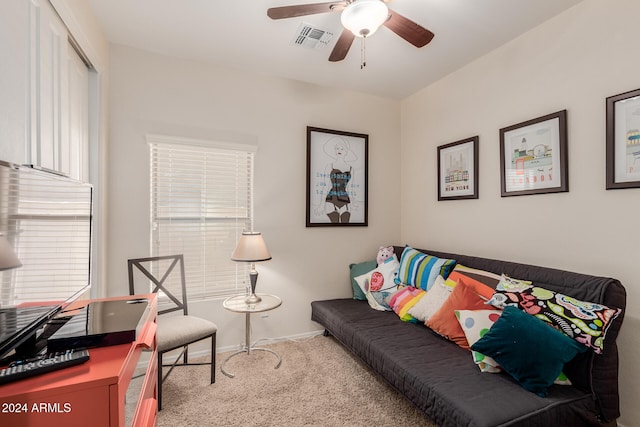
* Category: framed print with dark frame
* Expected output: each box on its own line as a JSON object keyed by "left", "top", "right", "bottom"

{"left": 606, "top": 88, "right": 640, "bottom": 189}
{"left": 499, "top": 110, "right": 568, "bottom": 197}
{"left": 306, "top": 126, "right": 368, "bottom": 227}
{"left": 437, "top": 136, "right": 479, "bottom": 201}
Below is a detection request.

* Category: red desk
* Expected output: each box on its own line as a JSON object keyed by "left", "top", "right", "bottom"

{"left": 0, "top": 294, "right": 158, "bottom": 427}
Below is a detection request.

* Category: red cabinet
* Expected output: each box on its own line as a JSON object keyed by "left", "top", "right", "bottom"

{"left": 0, "top": 294, "right": 158, "bottom": 427}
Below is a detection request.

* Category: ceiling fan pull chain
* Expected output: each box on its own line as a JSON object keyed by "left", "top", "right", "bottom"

{"left": 360, "top": 36, "right": 366, "bottom": 69}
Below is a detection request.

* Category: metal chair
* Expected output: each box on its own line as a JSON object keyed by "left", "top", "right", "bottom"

{"left": 128, "top": 254, "right": 217, "bottom": 410}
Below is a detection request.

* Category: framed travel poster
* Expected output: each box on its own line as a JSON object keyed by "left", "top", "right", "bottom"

{"left": 306, "top": 126, "right": 368, "bottom": 227}
{"left": 606, "top": 88, "right": 640, "bottom": 189}
{"left": 437, "top": 136, "right": 479, "bottom": 201}
{"left": 499, "top": 110, "right": 568, "bottom": 197}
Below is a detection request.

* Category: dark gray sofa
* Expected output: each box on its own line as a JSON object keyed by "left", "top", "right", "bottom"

{"left": 311, "top": 247, "right": 626, "bottom": 427}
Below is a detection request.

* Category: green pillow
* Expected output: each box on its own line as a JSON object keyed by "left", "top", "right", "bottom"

{"left": 470, "top": 306, "right": 586, "bottom": 397}
{"left": 349, "top": 260, "right": 377, "bottom": 300}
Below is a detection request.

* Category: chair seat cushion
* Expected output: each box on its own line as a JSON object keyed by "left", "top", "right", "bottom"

{"left": 157, "top": 315, "right": 218, "bottom": 353}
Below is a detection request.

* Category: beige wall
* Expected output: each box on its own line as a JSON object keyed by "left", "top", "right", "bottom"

{"left": 401, "top": 1, "right": 639, "bottom": 425}
{"left": 105, "top": 44, "right": 401, "bottom": 349}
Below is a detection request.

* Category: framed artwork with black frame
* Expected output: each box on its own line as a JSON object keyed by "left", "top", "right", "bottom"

{"left": 606, "top": 88, "right": 640, "bottom": 190}
{"left": 437, "top": 136, "right": 479, "bottom": 201}
{"left": 499, "top": 110, "right": 568, "bottom": 197}
{"left": 306, "top": 126, "right": 368, "bottom": 227}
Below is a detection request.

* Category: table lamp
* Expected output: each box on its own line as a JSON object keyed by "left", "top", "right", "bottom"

{"left": 231, "top": 231, "right": 271, "bottom": 304}
{"left": 0, "top": 234, "right": 21, "bottom": 271}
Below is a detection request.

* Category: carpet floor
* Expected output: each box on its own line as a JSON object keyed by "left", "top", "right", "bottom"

{"left": 156, "top": 335, "right": 437, "bottom": 427}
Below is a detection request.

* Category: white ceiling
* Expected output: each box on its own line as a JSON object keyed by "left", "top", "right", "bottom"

{"left": 87, "top": 0, "right": 583, "bottom": 100}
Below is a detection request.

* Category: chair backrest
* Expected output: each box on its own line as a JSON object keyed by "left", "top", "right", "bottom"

{"left": 128, "top": 254, "right": 188, "bottom": 316}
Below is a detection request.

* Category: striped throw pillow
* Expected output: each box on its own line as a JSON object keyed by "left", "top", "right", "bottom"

{"left": 389, "top": 286, "right": 426, "bottom": 322}
{"left": 444, "top": 264, "right": 502, "bottom": 299}
{"left": 395, "top": 246, "right": 456, "bottom": 291}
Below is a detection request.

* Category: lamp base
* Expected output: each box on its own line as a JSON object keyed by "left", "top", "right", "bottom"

{"left": 245, "top": 269, "right": 262, "bottom": 304}
{"left": 245, "top": 293, "right": 262, "bottom": 304}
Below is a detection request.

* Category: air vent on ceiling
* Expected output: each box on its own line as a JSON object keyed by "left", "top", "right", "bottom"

{"left": 291, "top": 22, "right": 334, "bottom": 50}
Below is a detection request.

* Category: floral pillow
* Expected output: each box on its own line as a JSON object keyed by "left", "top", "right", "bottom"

{"left": 354, "top": 255, "right": 400, "bottom": 311}
{"left": 487, "top": 276, "right": 621, "bottom": 354}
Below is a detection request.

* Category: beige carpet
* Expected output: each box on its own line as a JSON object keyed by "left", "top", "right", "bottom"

{"left": 156, "top": 335, "right": 438, "bottom": 427}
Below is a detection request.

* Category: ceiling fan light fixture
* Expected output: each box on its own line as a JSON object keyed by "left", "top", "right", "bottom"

{"left": 341, "top": 0, "right": 389, "bottom": 38}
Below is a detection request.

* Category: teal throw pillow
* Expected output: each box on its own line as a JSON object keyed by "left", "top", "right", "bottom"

{"left": 349, "top": 260, "right": 377, "bottom": 300}
{"left": 470, "top": 306, "right": 586, "bottom": 397}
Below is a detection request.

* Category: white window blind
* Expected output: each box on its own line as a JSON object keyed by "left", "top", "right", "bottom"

{"left": 148, "top": 136, "right": 255, "bottom": 300}
{"left": 0, "top": 163, "right": 93, "bottom": 307}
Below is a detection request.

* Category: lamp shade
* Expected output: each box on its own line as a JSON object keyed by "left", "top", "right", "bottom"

{"left": 0, "top": 235, "right": 21, "bottom": 271}
{"left": 231, "top": 232, "right": 272, "bottom": 262}
{"left": 341, "top": 0, "right": 389, "bottom": 38}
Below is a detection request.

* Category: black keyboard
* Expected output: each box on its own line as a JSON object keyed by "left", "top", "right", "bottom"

{"left": 0, "top": 349, "right": 90, "bottom": 385}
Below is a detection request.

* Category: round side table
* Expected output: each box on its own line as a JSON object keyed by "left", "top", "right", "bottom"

{"left": 221, "top": 293, "right": 282, "bottom": 378}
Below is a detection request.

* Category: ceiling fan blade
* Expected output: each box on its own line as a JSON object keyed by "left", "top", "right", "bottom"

{"left": 328, "top": 29, "right": 355, "bottom": 62}
{"left": 383, "top": 8, "right": 434, "bottom": 48}
{"left": 267, "top": 1, "right": 346, "bottom": 20}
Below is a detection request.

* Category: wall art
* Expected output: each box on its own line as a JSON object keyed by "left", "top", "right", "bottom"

{"left": 306, "top": 126, "right": 368, "bottom": 226}
{"left": 437, "top": 136, "right": 479, "bottom": 201}
{"left": 499, "top": 110, "right": 568, "bottom": 197}
{"left": 606, "top": 88, "right": 640, "bottom": 189}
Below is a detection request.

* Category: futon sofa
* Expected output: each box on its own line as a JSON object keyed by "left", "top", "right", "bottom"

{"left": 311, "top": 246, "right": 626, "bottom": 427}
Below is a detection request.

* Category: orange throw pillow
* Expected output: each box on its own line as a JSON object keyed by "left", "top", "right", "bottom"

{"left": 426, "top": 277, "right": 500, "bottom": 349}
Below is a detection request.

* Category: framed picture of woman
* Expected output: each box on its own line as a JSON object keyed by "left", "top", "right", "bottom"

{"left": 306, "top": 126, "right": 368, "bottom": 227}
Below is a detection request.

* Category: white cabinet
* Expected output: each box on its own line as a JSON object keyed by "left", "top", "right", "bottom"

{"left": 29, "top": 0, "right": 89, "bottom": 181}
{"left": 0, "top": 0, "right": 89, "bottom": 181}
{"left": 65, "top": 40, "right": 90, "bottom": 181}
{"left": 30, "top": 0, "right": 69, "bottom": 173}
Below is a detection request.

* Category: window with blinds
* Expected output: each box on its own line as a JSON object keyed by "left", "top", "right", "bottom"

{"left": 0, "top": 162, "right": 93, "bottom": 307}
{"left": 148, "top": 135, "right": 255, "bottom": 300}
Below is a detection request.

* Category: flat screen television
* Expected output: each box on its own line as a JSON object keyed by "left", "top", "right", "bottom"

{"left": 0, "top": 160, "right": 93, "bottom": 362}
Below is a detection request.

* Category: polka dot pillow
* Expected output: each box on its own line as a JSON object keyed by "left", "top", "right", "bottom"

{"left": 456, "top": 310, "right": 502, "bottom": 373}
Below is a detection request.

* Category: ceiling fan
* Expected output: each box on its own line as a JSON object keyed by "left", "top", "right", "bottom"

{"left": 267, "top": 0, "right": 434, "bottom": 63}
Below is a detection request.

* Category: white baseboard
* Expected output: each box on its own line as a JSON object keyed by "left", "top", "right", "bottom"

{"left": 150, "top": 329, "right": 326, "bottom": 366}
